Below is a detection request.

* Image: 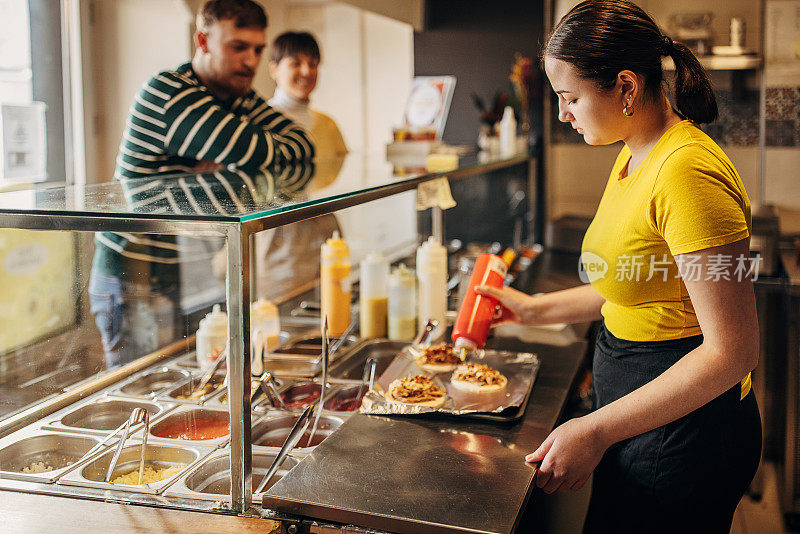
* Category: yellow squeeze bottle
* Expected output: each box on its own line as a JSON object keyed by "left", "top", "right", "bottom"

{"left": 321, "top": 231, "right": 351, "bottom": 336}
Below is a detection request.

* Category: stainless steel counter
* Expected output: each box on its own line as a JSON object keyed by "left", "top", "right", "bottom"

{"left": 263, "top": 336, "right": 587, "bottom": 533}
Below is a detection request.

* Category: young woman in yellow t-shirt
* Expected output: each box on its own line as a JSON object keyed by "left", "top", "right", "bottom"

{"left": 478, "top": 1, "right": 761, "bottom": 531}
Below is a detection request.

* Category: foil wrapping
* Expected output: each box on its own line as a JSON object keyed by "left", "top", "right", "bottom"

{"left": 360, "top": 345, "right": 540, "bottom": 417}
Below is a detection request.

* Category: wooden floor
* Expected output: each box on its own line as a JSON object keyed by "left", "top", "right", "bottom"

{"left": 732, "top": 462, "right": 787, "bottom": 534}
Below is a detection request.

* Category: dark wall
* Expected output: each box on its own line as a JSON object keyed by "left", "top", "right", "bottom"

{"left": 414, "top": 0, "right": 545, "bottom": 146}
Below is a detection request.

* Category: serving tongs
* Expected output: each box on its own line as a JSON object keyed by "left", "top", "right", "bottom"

{"left": 254, "top": 402, "right": 316, "bottom": 494}
{"left": 251, "top": 371, "right": 287, "bottom": 410}
{"left": 356, "top": 356, "right": 378, "bottom": 400}
{"left": 305, "top": 317, "right": 330, "bottom": 447}
{"left": 103, "top": 407, "right": 150, "bottom": 484}
{"left": 192, "top": 347, "right": 227, "bottom": 396}
{"left": 413, "top": 318, "right": 440, "bottom": 348}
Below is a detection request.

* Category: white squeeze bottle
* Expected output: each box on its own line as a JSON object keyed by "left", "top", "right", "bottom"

{"left": 388, "top": 263, "right": 417, "bottom": 341}
{"left": 499, "top": 106, "right": 517, "bottom": 157}
{"left": 360, "top": 253, "right": 389, "bottom": 338}
{"left": 196, "top": 304, "right": 228, "bottom": 367}
{"left": 416, "top": 236, "right": 448, "bottom": 340}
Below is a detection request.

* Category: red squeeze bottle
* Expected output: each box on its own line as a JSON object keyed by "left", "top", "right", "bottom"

{"left": 452, "top": 253, "right": 509, "bottom": 351}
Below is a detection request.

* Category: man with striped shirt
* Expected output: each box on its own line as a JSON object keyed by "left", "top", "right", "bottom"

{"left": 90, "top": 0, "right": 314, "bottom": 368}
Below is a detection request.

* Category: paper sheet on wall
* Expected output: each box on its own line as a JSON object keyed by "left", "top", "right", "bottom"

{"left": 0, "top": 102, "right": 46, "bottom": 182}
{"left": 766, "top": 0, "right": 800, "bottom": 85}
{"left": 416, "top": 177, "right": 456, "bottom": 211}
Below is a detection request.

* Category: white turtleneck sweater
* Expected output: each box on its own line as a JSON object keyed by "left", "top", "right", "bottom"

{"left": 268, "top": 87, "right": 314, "bottom": 131}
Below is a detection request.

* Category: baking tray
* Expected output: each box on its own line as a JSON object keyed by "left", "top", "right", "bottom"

{"left": 360, "top": 346, "right": 540, "bottom": 424}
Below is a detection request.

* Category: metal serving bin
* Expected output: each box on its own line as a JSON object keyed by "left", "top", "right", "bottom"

{"left": 142, "top": 406, "right": 231, "bottom": 448}
{"left": 0, "top": 431, "right": 106, "bottom": 483}
{"left": 263, "top": 333, "right": 358, "bottom": 378}
{"left": 251, "top": 412, "right": 344, "bottom": 455}
{"left": 165, "top": 449, "right": 300, "bottom": 501}
{"left": 43, "top": 397, "right": 173, "bottom": 436}
{"left": 159, "top": 373, "right": 227, "bottom": 405}
{"left": 59, "top": 442, "right": 210, "bottom": 495}
{"left": 328, "top": 339, "right": 407, "bottom": 380}
{"left": 112, "top": 367, "right": 192, "bottom": 399}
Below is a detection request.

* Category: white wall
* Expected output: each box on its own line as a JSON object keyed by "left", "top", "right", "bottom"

{"left": 87, "top": 0, "right": 192, "bottom": 181}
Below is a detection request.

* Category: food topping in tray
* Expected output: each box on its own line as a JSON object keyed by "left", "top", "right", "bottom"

{"left": 385, "top": 375, "right": 446, "bottom": 407}
{"left": 280, "top": 383, "right": 322, "bottom": 409}
{"left": 449, "top": 363, "right": 508, "bottom": 411}
{"left": 21, "top": 453, "right": 74, "bottom": 474}
{"left": 111, "top": 464, "right": 185, "bottom": 485}
{"left": 153, "top": 417, "right": 230, "bottom": 440}
{"left": 176, "top": 382, "right": 220, "bottom": 400}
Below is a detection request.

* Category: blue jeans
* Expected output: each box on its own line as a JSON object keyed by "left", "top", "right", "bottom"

{"left": 88, "top": 269, "right": 178, "bottom": 369}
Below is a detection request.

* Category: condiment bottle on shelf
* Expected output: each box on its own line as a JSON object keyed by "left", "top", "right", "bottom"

{"left": 388, "top": 263, "right": 416, "bottom": 341}
{"left": 499, "top": 106, "right": 517, "bottom": 157}
{"left": 321, "top": 231, "right": 351, "bottom": 337}
{"left": 360, "top": 253, "right": 389, "bottom": 338}
{"left": 416, "top": 236, "right": 447, "bottom": 340}
{"left": 451, "top": 253, "right": 508, "bottom": 353}
{"left": 251, "top": 298, "right": 280, "bottom": 352}
{"left": 196, "top": 304, "right": 228, "bottom": 367}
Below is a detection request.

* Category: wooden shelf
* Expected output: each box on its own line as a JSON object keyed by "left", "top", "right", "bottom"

{"left": 663, "top": 55, "right": 762, "bottom": 71}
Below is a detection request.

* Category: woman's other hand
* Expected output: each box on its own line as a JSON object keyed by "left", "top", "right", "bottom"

{"left": 525, "top": 416, "right": 608, "bottom": 493}
{"left": 474, "top": 285, "right": 536, "bottom": 325}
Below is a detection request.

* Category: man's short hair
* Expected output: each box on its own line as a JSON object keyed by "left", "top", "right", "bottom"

{"left": 197, "top": 0, "right": 267, "bottom": 33}
{"left": 269, "top": 32, "right": 321, "bottom": 64}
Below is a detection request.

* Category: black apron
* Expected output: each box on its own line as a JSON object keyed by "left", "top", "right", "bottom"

{"left": 583, "top": 323, "right": 761, "bottom": 534}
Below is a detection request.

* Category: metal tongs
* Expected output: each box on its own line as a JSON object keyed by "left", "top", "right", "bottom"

{"left": 103, "top": 407, "right": 150, "bottom": 484}
{"left": 413, "top": 318, "right": 440, "bottom": 348}
{"left": 251, "top": 371, "right": 287, "bottom": 410}
{"left": 305, "top": 317, "right": 330, "bottom": 447}
{"left": 356, "top": 356, "right": 378, "bottom": 399}
{"left": 254, "top": 402, "right": 316, "bottom": 494}
{"left": 193, "top": 348, "right": 227, "bottom": 396}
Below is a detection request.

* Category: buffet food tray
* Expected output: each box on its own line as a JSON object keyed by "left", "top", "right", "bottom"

{"left": 164, "top": 449, "right": 300, "bottom": 502}
{"left": 58, "top": 441, "right": 214, "bottom": 495}
{"left": 41, "top": 395, "right": 176, "bottom": 436}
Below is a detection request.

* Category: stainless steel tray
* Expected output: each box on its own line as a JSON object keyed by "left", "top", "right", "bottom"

{"left": 158, "top": 373, "right": 227, "bottom": 405}
{"left": 0, "top": 430, "right": 107, "bottom": 483}
{"left": 42, "top": 396, "right": 174, "bottom": 436}
{"left": 111, "top": 367, "right": 192, "bottom": 399}
{"left": 58, "top": 441, "right": 212, "bottom": 494}
{"left": 164, "top": 449, "right": 300, "bottom": 502}
{"left": 251, "top": 412, "right": 345, "bottom": 455}
{"left": 137, "top": 406, "right": 231, "bottom": 448}
{"left": 328, "top": 339, "right": 407, "bottom": 380}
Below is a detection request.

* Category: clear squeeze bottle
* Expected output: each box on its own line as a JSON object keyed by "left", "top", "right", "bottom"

{"left": 196, "top": 304, "right": 228, "bottom": 367}
{"left": 388, "top": 263, "right": 416, "bottom": 341}
{"left": 416, "top": 236, "right": 448, "bottom": 339}
{"left": 360, "top": 253, "right": 389, "bottom": 338}
{"left": 321, "top": 231, "right": 351, "bottom": 337}
{"left": 451, "top": 253, "right": 508, "bottom": 352}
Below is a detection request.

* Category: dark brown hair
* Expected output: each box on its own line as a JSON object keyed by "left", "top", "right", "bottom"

{"left": 197, "top": 0, "right": 267, "bottom": 32}
{"left": 269, "top": 32, "right": 321, "bottom": 64}
{"left": 543, "top": 0, "right": 717, "bottom": 124}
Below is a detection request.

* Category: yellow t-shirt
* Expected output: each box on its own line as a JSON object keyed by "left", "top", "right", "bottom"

{"left": 581, "top": 121, "right": 752, "bottom": 395}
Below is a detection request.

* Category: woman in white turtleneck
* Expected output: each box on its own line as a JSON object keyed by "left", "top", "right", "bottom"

{"left": 268, "top": 31, "right": 348, "bottom": 160}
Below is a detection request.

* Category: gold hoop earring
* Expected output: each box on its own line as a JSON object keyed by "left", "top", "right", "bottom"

{"left": 623, "top": 103, "right": 634, "bottom": 117}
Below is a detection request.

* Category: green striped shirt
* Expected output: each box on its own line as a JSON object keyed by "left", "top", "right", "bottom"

{"left": 94, "top": 62, "right": 315, "bottom": 278}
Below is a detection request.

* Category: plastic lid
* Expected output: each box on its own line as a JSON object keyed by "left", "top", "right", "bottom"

{"left": 321, "top": 230, "right": 350, "bottom": 262}
{"left": 454, "top": 336, "right": 477, "bottom": 351}
{"left": 390, "top": 263, "right": 416, "bottom": 286}
{"left": 251, "top": 299, "right": 278, "bottom": 318}
{"left": 416, "top": 236, "right": 447, "bottom": 272}
{"left": 201, "top": 304, "right": 228, "bottom": 329}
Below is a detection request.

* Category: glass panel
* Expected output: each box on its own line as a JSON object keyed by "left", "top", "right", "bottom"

{"left": 0, "top": 152, "right": 524, "bottom": 221}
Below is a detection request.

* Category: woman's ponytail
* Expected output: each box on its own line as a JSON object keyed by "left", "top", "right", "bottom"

{"left": 667, "top": 40, "right": 718, "bottom": 124}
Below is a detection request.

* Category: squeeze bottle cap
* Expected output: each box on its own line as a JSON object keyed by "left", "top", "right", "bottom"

{"left": 322, "top": 231, "right": 350, "bottom": 263}
{"left": 454, "top": 336, "right": 477, "bottom": 351}
{"left": 251, "top": 299, "right": 278, "bottom": 318}
{"left": 201, "top": 304, "right": 228, "bottom": 331}
{"left": 360, "top": 252, "right": 389, "bottom": 297}
{"left": 391, "top": 263, "right": 416, "bottom": 286}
